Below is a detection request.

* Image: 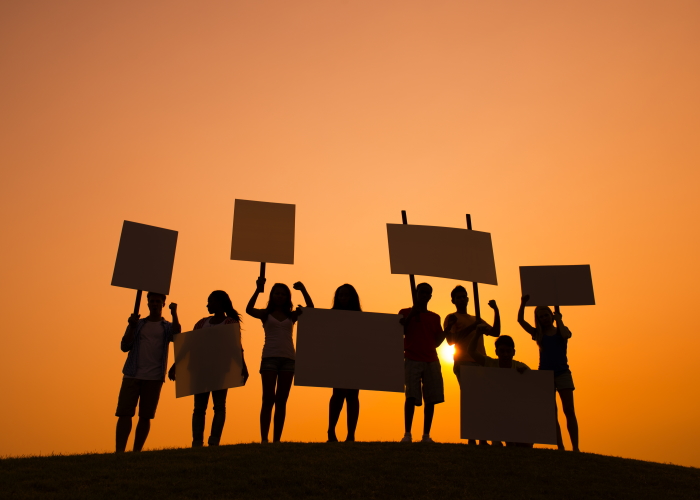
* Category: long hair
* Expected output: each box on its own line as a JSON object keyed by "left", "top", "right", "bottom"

{"left": 533, "top": 305, "right": 554, "bottom": 343}
{"left": 265, "top": 283, "right": 294, "bottom": 317}
{"left": 332, "top": 284, "right": 362, "bottom": 312}
{"left": 209, "top": 290, "right": 242, "bottom": 323}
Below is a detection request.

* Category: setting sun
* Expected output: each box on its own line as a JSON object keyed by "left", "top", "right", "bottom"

{"left": 438, "top": 343, "right": 455, "bottom": 364}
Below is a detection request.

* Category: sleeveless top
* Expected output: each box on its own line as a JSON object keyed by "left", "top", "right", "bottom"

{"left": 262, "top": 315, "right": 295, "bottom": 360}
{"left": 538, "top": 331, "right": 570, "bottom": 376}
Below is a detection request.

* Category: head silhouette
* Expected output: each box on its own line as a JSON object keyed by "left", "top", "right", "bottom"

{"left": 208, "top": 290, "right": 241, "bottom": 322}
{"left": 494, "top": 335, "right": 516, "bottom": 361}
{"left": 534, "top": 306, "right": 554, "bottom": 330}
{"left": 415, "top": 282, "right": 433, "bottom": 307}
{"left": 451, "top": 285, "right": 469, "bottom": 309}
{"left": 266, "top": 283, "right": 293, "bottom": 316}
{"left": 332, "top": 284, "right": 362, "bottom": 312}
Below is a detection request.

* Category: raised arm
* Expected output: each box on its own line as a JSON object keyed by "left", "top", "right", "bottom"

{"left": 246, "top": 277, "right": 267, "bottom": 320}
{"left": 486, "top": 300, "right": 501, "bottom": 337}
{"left": 293, "top": 282, "right": 314, "bottom": 308}
{"left": 553, "top": 309, "right": 572, "bottom": 339}
{"left": 169, "top": 303, "right": 181, "bottom": 335}
{"left": 517, "top": 295, "right": 537, "bottom": 337}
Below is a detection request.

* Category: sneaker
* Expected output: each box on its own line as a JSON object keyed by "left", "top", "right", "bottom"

{"left": 400, "top": 433, "right": 412, "bottom": 443}
{"left": 421, "top": 435, "right": 436, "bottom": 443}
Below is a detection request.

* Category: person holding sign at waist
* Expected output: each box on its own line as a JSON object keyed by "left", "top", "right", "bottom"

{"left": 518, "top": 295, "right": 579, "bottom": 452}
{"left": 246, "top": 278, "right": 314, "bottom": 443}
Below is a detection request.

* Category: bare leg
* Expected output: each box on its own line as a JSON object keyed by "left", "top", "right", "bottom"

{"left": 133, "top": 418, "right": 151, "bottom": 452}
{"left": 272, "top": 371, "right": 294, "bottom": 442}
{"left": 328, "top": 389, "right": 345, "bottom": 442}
{"left": 345, "top": 390, "right": 360, "bottom": 442}
{"left": 554, "top": 398, "right": 565, "bottom": 450}
{"left": 260, "top": 371, "right": 278, "bottom": 442}
{"left": 558, "top": 389, "right": 579, "bottom": 451}
{"left": 116, "top": 417, "right": 132, "bottom": 453}
{"left": 423, "top": 403, "right": 435, "bottom": 435}
{"left": 404, "top": 398, "right": 416, "bottom": 434}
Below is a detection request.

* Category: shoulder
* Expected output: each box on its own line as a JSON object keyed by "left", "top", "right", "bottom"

{"left": 398, "top": 308, "right": 411, "bottom": 317}
{"left": 426, "top": 311, "right": 441, "bottom": 323}
{"left": 194, "top": 317, "right": 209, "bottom": 329}
{"left": 515, "top": 360, "right": 531, "bottom": 370}
{"left": 483, "top": 356, "right": 498, "bottom": 368}
{"left": 224, "top": 317, "right": 239, "bottom": 324}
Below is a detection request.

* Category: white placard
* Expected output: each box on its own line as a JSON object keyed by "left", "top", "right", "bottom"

{"left": 295, "top": 308, "right": 404, "bottom": 392}
{"left": 519, "top": 265, "right": 595, "bottom": 306}
{"left": 386, "top": 224, "right": 498, "bottom": 285}
{"left": 460, "top": 366, "right": 557, "bottom": 444}
{"left": 174, "top": 323, "right": 244, "bottom": 398}
{"left": 231, "top": 199, "right": 295, "bottom": 264}
{"left": 111, "top": 220, "right": 178, "bottom": 295}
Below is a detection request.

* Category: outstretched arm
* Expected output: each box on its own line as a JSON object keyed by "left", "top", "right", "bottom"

{"left": 246, "top": 277, "right": 267, "bottom": 320}
{"left": 517, "top": 295, "right": 537, "bottom": 337}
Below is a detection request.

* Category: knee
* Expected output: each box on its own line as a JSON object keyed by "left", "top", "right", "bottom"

{"left": 262, "top": 394, "right": 276, "bottom": 407}
{"left": 212, "top": 402, "right": 226, "bottom": 414}
{"left": 274, "top": 393, "right": 289, "bottom": 406}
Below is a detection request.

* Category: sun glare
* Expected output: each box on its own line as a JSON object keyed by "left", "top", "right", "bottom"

{"left": 438, "top": 343, "right": 455, "bottom": 363}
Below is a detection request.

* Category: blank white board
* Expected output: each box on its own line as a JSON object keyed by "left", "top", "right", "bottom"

{"left": 111, "top": 221, "right": 178, "bottom": 295}
{"left": 461, "top": 367, "right": 557, "bottom": 444}
{"left": 173, "top": 323, "right": 244, "bottom": 398}
{"left": 231, "top": 199, "right": 295, "bottom": 264}
{"left": 386, "top": 224, "right": 498, "bottom": 285}
{"left": 519, "top": 265, "right": 595, "bottom": 306}
{"left": 295, "top": 308, "right": 404, "bottom": 392}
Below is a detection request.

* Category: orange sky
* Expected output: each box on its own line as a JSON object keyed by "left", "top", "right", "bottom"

{"left": 1, "top": 1, "right": 699, "bottom": 467}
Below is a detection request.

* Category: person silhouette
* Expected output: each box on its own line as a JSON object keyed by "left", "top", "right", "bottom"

{"left": 518, "top": 295, "right": 579, "bottom": 452}
{"left": 168, "top": 290, "right": 248, "bottom": 447}
{"left": 326, "top": 284, "right": 363, "bottom": 443}
{"left": 246, "top": 278, "right": 314, "bottom": 443}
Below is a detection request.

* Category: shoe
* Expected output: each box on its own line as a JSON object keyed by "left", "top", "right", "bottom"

{"left": 421, "top": 435, "right": 436, "bottom": 443}
{"left": 400, "top": 433, "right": 412, "bottom": 443}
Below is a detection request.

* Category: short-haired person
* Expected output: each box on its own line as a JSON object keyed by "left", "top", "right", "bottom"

{"left": 399, "top": 282, "right": 456, "bottom": 443}
{"left": 115, "top": 292, "right": 180, "bottom": 452}
{"left": 445, "top": 292, "right": 501, "bottom": 445}
{"left": 518, "top": 295, "right": 579, "bottom": 452}
{"left": 466, "top": 309, "right": 532, "bottom": 448}
{"left": 246, "top": 278, "right": 314, "bottom": 443}
{"left": 327, "top": 284, "right": 362, "bottom": 443}
{"left": 168, "top": 290, "right": 248, "bottom": 447}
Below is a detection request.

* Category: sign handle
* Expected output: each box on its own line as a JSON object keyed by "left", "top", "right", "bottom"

{"left": 259, "top": 262, "right": 266, "bottom": 280}
{"left": 401, "top": 210, "right": 417, "bottom": 301}
{"left": 466, "top": 214, "right": 481, "bottom": 321}
{"left": 133, "top": 289, "right": 143, "bottom": 316}
{"left": 554, "top": 305, "right": 561, "bottom": 315}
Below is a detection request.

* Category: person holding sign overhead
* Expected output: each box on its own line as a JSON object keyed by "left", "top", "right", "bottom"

{"left": 168, "top": 290, "right": 248, "bottom": 447}
{"left": 115, "top": 292, "right": 180, "bottom": 452}
{"left": 518, "top": 295, "right": 579, "bottom": 452}
{"left": 326, "top": 284, "right": 363, "bottom": 443}
{"left": 246, "top": 278, "right": 314, "bottom": 443}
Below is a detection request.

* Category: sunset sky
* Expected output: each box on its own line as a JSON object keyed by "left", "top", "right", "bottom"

{"left": 1, "top": 1, "right": 699, "bottom": 467}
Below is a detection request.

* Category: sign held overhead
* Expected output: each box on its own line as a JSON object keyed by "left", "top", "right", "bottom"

{"left": 231, "top": 199, "right": 295, "bottom": 265}
{"left": 519, "top": 265, "right": 595, "bottom": 306}
{"left": 386, "top": 224, "right": 498, "bottom": 285}
{"left": 111, "top": 220, "right": 178, "bottom": 295}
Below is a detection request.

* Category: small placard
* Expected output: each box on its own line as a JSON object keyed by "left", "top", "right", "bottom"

{"left": 111, "top": 221, "right": 178, "bottom": 294}
{"left": 231, "top": 199, "right": 295, "bottom": 264}
{"left": 519, "top": 265, "right": 595, "bottom": 306}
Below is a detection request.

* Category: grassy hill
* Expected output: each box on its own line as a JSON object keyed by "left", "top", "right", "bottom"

{"left": 1, "top": 442, "right": 698, "bottom": 499}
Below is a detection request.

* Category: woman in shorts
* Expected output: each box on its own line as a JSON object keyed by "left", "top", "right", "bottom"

{"left": 246, "top": 278, "right": 314, "bottom": 442}
{"left": 518, "top": 294, "right": 579, "bottom": 451}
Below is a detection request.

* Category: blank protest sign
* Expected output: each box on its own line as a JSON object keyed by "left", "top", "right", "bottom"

{"left": 386, "top": 224, "right": 498, "bottom": 285}
{"left": 231, "top": 199, "right": 295, "bottom": 264}
{"left": 111, "top": 221, "right": 178, "bottom": 295}
{"left": 174, "top": 323, "right": 244, "bottom": 398}
{"left": 519, "top": 265, "right": 595, "bottom": 306}
{"left": 461, "top": 367, "right": 557, "bottom": 444}
{"left": 295, "top": 308, "right": 404, "bottom": 392}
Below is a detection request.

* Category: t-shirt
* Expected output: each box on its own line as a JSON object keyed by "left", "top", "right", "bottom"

{"left": 444, "top": 313, "right": 490, "bottom": 364}
{"left": 195, "top": 316, "right": 238, "bottom": 330}
{"left": 132, "top": 320, "right": 166, "bottom": 380}
{"left": 483, "top": 356, "right": 530, "bottom": 371}
{"left": 399, "top": 308, "right": 442, "bottom": 363}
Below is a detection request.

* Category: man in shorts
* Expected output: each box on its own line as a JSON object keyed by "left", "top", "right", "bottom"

{"left": 399, "top": 282, "right": 453, "bottom": 443}
{"left": 115, "top": 292, "right": 180, "bottom": 452}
